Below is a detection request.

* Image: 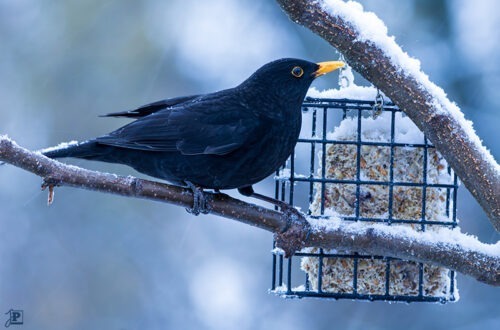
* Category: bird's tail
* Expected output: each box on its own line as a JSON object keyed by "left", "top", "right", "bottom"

{"left": 40, "top": 140, "right": 105, "bottom": 160}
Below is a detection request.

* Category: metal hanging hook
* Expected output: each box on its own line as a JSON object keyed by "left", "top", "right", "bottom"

{"left": 338, "top": 53, "right": 351, "bottom": 88}
{"left": 373, "top": 88, "right": 384, "bottom": 118}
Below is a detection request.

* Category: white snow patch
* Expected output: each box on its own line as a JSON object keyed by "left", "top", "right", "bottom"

{"left": 308, "top": 85, "right": 379, "bottom": 100}
{"left": 320, "top": 0, "right": 499, "bottom": 174}
{"left": 308, "top": 216, "right": 500, "bottom": 257}
{"left": 292, "top": 284, "right": 306, "bottom": 292}
{"left": 274, "top": 168, "right": 308, "bottom": 180}
{"left": 326, "top": 110, "right": 425, "bottom": 145}
{"left": 274, "top": 168, "right": 291, "bottom": 180}
{"left": 271, "top": 247, "right": 285, "bottom": 255}
{"left": 272, "top": 285, "right": 288, "bottom": 294}
{"left": 321, "top": 0, "right": 422, "bottom": 76}
{"left": 37, "top": 140, "right": 80, "bottom": 154}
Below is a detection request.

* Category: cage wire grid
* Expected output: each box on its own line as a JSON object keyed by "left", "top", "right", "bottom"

{"left": 271, "top": 97, "right": 459, "bottom": 303}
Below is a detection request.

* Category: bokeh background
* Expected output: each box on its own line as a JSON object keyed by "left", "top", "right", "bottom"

{"left": 1, "top": 0, "right": 499, "bottom": 329}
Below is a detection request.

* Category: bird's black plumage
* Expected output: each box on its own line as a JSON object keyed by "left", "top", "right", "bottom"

{"left": 43, "top": 58, "right": 342, "bottom": 194}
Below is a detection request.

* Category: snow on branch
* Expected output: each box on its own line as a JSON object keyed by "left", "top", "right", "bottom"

{"left": 1, "top": 135, "right": 499, "bottom": 286}
{"left": 308, "top": 218, "right": 499, "bottom": 286}
{"left": 276, "top": 0, "right": 500, "bottom": 230}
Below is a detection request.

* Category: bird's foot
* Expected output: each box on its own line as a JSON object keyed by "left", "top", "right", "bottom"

{"left": 275, "top": 206, "right": 311, "bottom": 258}
{"left": 278, "top": 202, "right": 303, "bottom": 222}
{"left": 185, "top": 181, "right": 210, "bottom": 216}
{"left": 237, "top": 186, "right": 311, "bottom": 256}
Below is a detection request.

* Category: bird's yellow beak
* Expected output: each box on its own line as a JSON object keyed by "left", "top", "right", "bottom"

{"left": 314, "top": 61, "right": 345, "bottom": 77}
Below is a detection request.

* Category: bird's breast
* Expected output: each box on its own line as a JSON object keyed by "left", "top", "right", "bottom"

{"left": 232, "top": 111, "right": 302, "bottom": 180}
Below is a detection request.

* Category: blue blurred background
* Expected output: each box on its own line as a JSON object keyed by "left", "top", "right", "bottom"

{"left": 1, "top": 0, "right": 498, "bottom": 329}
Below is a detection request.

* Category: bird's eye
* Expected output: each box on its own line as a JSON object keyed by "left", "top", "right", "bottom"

{"left": 291, "top": 66, "right": 304, "bottom": 78}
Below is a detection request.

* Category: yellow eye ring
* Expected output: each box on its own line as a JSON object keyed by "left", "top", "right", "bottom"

{"left": 291, "top": 66, "right": 304, "bottom": 78}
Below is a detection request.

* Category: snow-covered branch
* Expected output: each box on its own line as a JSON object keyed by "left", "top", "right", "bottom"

{"left": 1, "top": 136, "right": 499, "bottom": 286}
{"left": 0, "top": 136, "right": 285, "bottom": 233}
{"left": 308, "top": 218, "right": 499, "bottom": 286}
{"left": 276, "top": 0, "right": 500, "bottom": 231}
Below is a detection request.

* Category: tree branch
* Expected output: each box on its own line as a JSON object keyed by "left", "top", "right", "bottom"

{"left": 1, "top": 136, "right": 499, "bottom": 285}
{"left": 276, "top": 0, "right": 500, "bottom": 230}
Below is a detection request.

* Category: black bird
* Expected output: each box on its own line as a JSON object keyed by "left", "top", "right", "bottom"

{"left": 42, "top": 58, "right": 344, "bottom": 213}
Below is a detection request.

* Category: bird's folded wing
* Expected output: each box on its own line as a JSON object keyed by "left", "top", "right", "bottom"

{"left": 96, "top": 104, "right": 260, "bottom": 156}
{"left": 100, "top": 94, "right": 201, "bottom": 118}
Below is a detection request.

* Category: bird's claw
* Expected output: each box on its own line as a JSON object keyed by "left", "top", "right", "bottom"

{"left": 278, "top": 204, "right": 304, "bottom": 231}
{"left": 275, "top": 206, "right": 311, "bottom": 258}
{"left": 185, "top": 182, "right": 210, "bottom": 216}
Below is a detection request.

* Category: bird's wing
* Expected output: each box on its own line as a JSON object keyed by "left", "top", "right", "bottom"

{"left": 96, "top": 94, "right": 260, "bottom": 156}
{"left": 100, "top": 94, "right": 201, "bottom": 118}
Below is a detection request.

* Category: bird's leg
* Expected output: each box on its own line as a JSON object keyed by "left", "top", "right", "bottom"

{"left": 239, "top": 185, "right": 310, "bottom": 256}
{"left": 185, "top": 181, "right": 209, "bottom": 216}
{"left": 238, "top": 186, "right": 293, "bottom": 212}
{"left": 238, "top": 185, "right": 304, "bottom": 230}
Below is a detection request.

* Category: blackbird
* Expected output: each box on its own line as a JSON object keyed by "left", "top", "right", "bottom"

{"left": 42, "top": 58, "right": 344, "bottom": 213}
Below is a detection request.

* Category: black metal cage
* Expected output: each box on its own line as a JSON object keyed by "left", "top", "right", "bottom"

{"left": 270, "top": 96, "right": 459, "bottom": 303}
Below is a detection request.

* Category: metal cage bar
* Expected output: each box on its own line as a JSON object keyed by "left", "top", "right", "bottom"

{"left": 271, "top": 97, "right": 459, "bottom": 303}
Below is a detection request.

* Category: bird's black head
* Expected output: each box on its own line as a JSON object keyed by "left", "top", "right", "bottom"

{"left": 240, "top": 58, "right": 344, "bottom": 107}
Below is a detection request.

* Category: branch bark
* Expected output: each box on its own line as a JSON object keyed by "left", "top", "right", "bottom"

{"left": 1, "top": 136, "right": 499, "bottom": 286}
{"left": 276, "top": 0, "right": 500, "bottom": 231}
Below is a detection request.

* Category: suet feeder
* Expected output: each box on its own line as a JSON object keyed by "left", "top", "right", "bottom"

{"left": 270, "top": 78, "right": 459, "bottom": 303}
